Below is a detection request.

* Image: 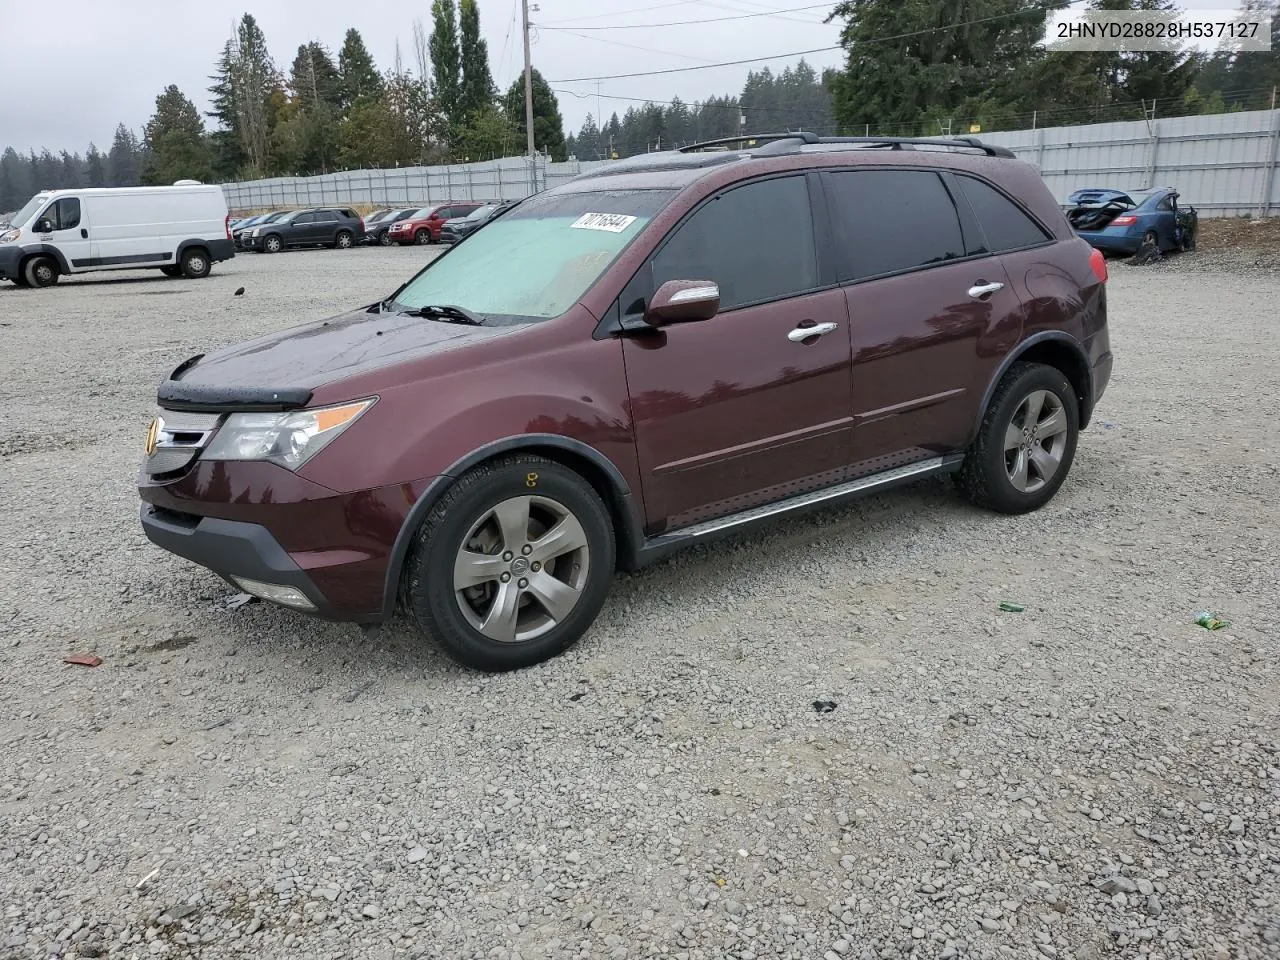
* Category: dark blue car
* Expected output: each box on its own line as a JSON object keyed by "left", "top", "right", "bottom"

{"left": 1066, "top": 187, "right": 1196, "bottom": 255}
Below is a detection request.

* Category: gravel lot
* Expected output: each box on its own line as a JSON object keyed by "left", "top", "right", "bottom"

{"left": 1, "top": 247, "right": 1277, "bottom": 960}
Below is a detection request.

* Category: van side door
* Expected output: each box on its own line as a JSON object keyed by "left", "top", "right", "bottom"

{"left": 36, "top": 196, "right": 92, "bottom": 272}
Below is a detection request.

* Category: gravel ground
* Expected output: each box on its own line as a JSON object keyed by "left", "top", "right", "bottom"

{"left": 1, "top": 247, "right": 1277, "bottom": 960}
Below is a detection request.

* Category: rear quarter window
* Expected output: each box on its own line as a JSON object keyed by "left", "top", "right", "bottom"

{"left": 955, "top": 176, "right": 1051, "bottom": 252}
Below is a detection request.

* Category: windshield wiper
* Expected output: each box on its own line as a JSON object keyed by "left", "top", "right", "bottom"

{"left": 405, "top": 304, "right": 487, "bottom": 326}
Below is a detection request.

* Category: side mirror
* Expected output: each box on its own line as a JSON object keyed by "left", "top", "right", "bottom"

{"left": 35, "top": 218, "right": 54, "bottom": 233}
{"left": 645, "top": 279, "right": 720, "bottom": 326}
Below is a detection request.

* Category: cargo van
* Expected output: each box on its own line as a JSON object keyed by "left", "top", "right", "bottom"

{"left": 0, "top": 181, "right": 234, "bottom": 287}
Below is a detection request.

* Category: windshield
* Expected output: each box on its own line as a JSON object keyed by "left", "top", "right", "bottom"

{"left": 390, "top": 189, "right": 672, "bottom": 322}
{"left": 367, "top": 210, "right": 391, "bottom": 223}
{"left": 8, "top": 194, "right": 51, "bottom": 228}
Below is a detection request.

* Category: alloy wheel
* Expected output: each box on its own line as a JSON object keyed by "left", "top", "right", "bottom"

{"left": 452, "top": 495, "right": 590, "bottom": 643}
{"left": 1003, "top": 389, "right": 1069, "bottom": 493}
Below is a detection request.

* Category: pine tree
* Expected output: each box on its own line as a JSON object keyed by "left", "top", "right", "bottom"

{"left": 574, "top": 113, "right": 601, "bottom": 159}
{"left": 0, "top": 147, "right": 24, "bottom": 212}
{"left": 85, "top": 144, "right": 106, "bottom": 187}
{"left": 142, "top": 85, "right": 214, "bottom": 184}
{"left": 338, "top": 29, "right": 384, "bottom": 109}
{"left": 58, "top": 151, "right": 83, "bottom": 189}
{"left": 290, "top": 42, "right": 343, "bottom": 111}
{"left": 207, "top": 39, "right": 246, "bottom": 178}
{"left": 504, "top": 68, "right": 566, "bottom": 159}
{"left": 458, "top": 0, "right": 496, "bottom": 121}
{"left": 107, "top": 125, "right": 143, "bottom": 187}
{"left": 430, "top": 0, "right": 463, "bottom": 130}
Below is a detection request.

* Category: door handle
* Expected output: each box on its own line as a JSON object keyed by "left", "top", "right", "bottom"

{"left": 787, "top": 321, "right": 839, "bottom": 342}
{"left": 967, "top": 281, "right": 1004, "bottom": 299}
{"left": 80, "top": 228, "right": 88, "bottom": 239}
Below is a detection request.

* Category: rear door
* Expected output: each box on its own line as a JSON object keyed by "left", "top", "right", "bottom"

{"left": 824, "top": 168, "right": 1026, "bottom": 463}
{"left": 36, "top": 196, "right": 93, "bottom": 271}
{"left": 309, "top": 210, "right": 339, "bottom": 244}
{"left": 622, "top": 173, "right": 855, "bottom": 530}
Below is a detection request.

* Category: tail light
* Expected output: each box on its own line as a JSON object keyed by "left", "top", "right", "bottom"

{"left": 1089, "top": 247, "right": 1108, "bottom": 284}
{"left": 359, "top": 216, "right": 366, "bottom": 231}
{"left": 224, "top": 214, "right": 232, "bottom": 241}
{"left": 1110, "top": 215, "right": 1137, "bottom": 227}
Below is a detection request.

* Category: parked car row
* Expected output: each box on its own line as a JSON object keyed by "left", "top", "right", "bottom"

{"left": 228, "top": 201, "right": 515, "bottom": 253}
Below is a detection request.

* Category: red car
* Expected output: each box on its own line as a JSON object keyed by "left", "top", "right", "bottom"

{"left": 387, "top": 201, "right": 484, "bottom": 245}
{"left": 139, "top": 133, "right": 1112, "bottom": 672}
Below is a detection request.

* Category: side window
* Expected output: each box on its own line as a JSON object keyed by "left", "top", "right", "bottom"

{"left": 955, "top": 176, "right": 1051, "bottom": 252}
{"left": 824, "top": 170, "right": 965, "bottom": 281}
{"left": 651, "top": 175, "right": 817, "bottom": 311}
{"left": 293, "top": 213, "right": 315, "bottom": 225}
{"left": 315, "top": 211, "right": 338, "bottom": 223}
{"left": 432, "top": 207, "right": 450, "bottom": 219}
{"left": 56, "top": 198, "right": 81, "bottom": 230}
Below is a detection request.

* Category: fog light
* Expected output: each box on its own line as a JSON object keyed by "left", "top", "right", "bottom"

{"left": 232, "top": 577, "right": 316, "bottom": 611}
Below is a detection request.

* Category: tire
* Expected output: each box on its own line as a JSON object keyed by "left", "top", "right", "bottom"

{"left": 414, "top": 229, "right": 432, "bottom": 245}
{"left": 263, "top": 234, "right": 283, "bottom": 254}
{"left": 160, "top": 264, "right": 182, "bottom": 278}
{"left": 1143, "top": 230, "right": 1158, "bottom": 249}
{"left": 334, "top": 230, "right": 353, "bottom": 250}
{"left": 180, "top": 248, "right": 211, "bottom": 279}
{"left": 24, "top": 256, "right": 59, "bottom": 288}
{"left": 404, "top": 455, "right": 616, "bottom": 672}
{"left": 955, "top": 362, "right": 1079, "bottom": 514}
{"left": 378, "top": 231, "right": 393, "bottom": 246}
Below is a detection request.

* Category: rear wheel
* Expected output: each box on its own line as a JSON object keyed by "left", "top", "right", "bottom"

{"left": 1142, "top": 230, "right": 1158, "bottom": 249}
{"left": 414, "top": 229, "right": 432, "bottom": 245}
{"left": 180, "top": 247, "right": 211, "bottom": 278}
{"left": 404, "top": 456, "right": 615, "bottom": 672}
{"left": 956, "top": 362, "right": 1079, "bottom": 514}
{"left": 24, "top": 256, "right": 59, "bottom": 287}
{"left": 334, "top": 229, "right": 353, "bottom": 249}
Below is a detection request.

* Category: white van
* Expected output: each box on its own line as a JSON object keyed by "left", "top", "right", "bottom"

{"left": 0, "top": 181, "right": 234, "bottom": 288}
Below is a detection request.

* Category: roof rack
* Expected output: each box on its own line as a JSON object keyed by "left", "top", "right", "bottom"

{"left": 678, "top": 131, "right": 1016, "bottom": 159}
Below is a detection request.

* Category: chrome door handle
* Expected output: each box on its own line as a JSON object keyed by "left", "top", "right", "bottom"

{"left": 787, "top": 321, "right": 838, "bottom": 342}
{"left": 967, "top": 281, "right": 1005, "bottom": 299}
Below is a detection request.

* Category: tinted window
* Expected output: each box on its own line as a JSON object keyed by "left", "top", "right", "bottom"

{"left": 956, "top": 176, "right": 1051, "bottom": 252}
{"left": 39, "top": 198, "right": 81, "bottom": 231}
{"left": 652, "top": 175, "right": 817, "bottom": 311}
{"left": 825, "top": 170, "right": 964, "bottom": 280}
{"left": 315, "top": 211, "right": 339, "bottom": 223}
{"left": 291, "top": 212, "right": 314, "bottom": 225}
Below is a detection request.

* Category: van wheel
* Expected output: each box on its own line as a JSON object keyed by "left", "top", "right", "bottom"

{"left": 24, "top": 256, "right": 59, "bottom": 288}
{"left": 180, "top": 248, "right": 211, "bottom": 278}
{"left": 160, "top": 265, "right": 182, "bottom": 278}
{"left": 956, "top": 362, "right": 1079, "bottom": 514}
{"left": 414, "top": 229, "right": 432, "bottom": 245}
{"left": 404, "top": 456, "right": 615, "bottom": 672}
{"left": 263, "top": 235, "right": 283, "bottom": 254}
{"left": 334, "top": 230, "right": 354, "bottom": 249}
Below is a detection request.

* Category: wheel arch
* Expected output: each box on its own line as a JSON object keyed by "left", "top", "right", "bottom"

{"left": 176, "top": 239, "right": 211, "bottom": 262}
{"left": 378, "top": 434, "right": 643, "bottom": 620}
{"left": 971, "top": 332, "right": 1094, "bottom": 443}
{"left": 20, "top": 244, "right": 71, "bottom": 275}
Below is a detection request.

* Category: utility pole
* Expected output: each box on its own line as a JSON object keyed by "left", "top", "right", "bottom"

{"left": 522, "top": 0, "right": 536, "bottom": 162}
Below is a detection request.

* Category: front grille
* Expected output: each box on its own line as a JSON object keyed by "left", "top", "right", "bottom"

{"left": 148, "top": 410, "right": 220, "bottom": 476}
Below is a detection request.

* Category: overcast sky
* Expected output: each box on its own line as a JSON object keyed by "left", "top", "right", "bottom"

{"left": 1, "top": 0, "right": 844, "bottom": 155}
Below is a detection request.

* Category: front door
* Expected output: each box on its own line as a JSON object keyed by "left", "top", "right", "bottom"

{"left": 622, "top": 174, "right": 855, "bottom": 532}
{"left": 35, "top": 196, "right": 92, "bottom": 271}
{"left": 822, "top": 168, "right": 1026, "bottom": 464}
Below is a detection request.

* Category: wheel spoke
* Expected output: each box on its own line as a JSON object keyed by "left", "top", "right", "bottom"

{"left": 1021, "top": 391, "right": 1044, "bottom": 428}
{"left": 491, "top": 497, "right": 531, "bottom": 554}
{"left": 524, "top": 570, "right": 581, "bottom": 624}
{"left": 1008, "top": 449, "right": 1030, "bottom": 491}
{"left": 1029, "top": 444, "right": 1062, "bottom": 481}
{"left": 527, "top": 513, "right": 587, "bottom": 564}
{"left": 453, "top": 550, "right": 506, "bottom": 591}
{"left": 478, "top": 581, "right": 521, "bottom": 643}
{"left": 1037, "top": 405, "right": 1067, "bottom": 438}
{"left": 1003, "top": 421, "right": 1023, "bottom": 452}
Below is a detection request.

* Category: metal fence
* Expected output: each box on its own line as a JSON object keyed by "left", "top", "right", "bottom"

{"left": 221, "top": 109, "right": 1280, "bottom": 217}
{"left": 979, "top": 108, "right": 1280, "bottom": 217}
{"left": 220, "top": 155, "right": 608, "bottom": 212}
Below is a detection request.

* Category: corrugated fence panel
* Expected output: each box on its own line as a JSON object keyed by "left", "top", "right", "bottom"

{"left": 222, "top": 112, "right": 1280, "bottom": 218}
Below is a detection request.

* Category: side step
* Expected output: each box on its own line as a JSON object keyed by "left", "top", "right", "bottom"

{"left": 635, "top": 456, "right": 958, "bottom": 566}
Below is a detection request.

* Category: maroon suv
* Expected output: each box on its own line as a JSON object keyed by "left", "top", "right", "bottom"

{"left": 139, "top": 134, "right": 1112, "bottom": 671}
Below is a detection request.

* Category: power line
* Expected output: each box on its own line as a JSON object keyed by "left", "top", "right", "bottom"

{"left": 550, "top": 0, "right": 1089, "bottom": 83}
{"left": 538, "top": 2, "right": 831, "bottom": 30}
{"left": 538, "top": 0, "right": 704, "bottom": 26}
{"left": 693, "top": 0, "right": 830, "bottom": 27}
{"left": 551, "top": 28, "right": 718, "bottom": 62}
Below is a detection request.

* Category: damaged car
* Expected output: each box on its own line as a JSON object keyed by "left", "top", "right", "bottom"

{"left": 1066, "top": 187, "right": 1197, "bottom": 256}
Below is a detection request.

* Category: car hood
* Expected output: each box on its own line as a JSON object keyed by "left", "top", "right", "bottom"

{"left": 170, "top": 306, "right": 518, "bottom": 394}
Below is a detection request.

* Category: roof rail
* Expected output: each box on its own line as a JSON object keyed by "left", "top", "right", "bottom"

{"left": 680, "top": 132, "right": 1016, "bottom": 159}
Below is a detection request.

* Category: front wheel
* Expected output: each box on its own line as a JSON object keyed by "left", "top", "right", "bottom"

{"left": 404, "top": 456, "right": 616, "bottom": 672}
{"left": 956, "top": 362, "right": 1079, "bottom": 514}
{"left": 24, "top": 256, "right": 59, "bottom": 287}
{"left": 378, "top": 231, "right": 393, "bottom": 246}
{"left": 263, "top": 235, "right": 283, "bottom": 254}
{"left": 414, "top": 229, "right": 432, "bottom": 245}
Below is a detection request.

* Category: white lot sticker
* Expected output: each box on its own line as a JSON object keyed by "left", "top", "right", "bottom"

{"left": 569, "top": 212, "right": 637, "bottom": 233}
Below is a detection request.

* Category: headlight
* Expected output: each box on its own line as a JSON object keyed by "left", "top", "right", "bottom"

{"left": 251, "top": 228, "right": 261, "bottom": 237}
{"left": 0, "top": 228, "right": 20, "bottom": 243}
{"left": 203, "top": 399, "right": 374, "bottom": 470}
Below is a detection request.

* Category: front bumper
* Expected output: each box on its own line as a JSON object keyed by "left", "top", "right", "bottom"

{"left": 0, "top": 245, "right": 20, "bottom": 280}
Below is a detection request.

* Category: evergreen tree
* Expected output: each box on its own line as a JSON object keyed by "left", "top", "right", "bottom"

{"left": 574, "top": 113, "right": 601, "bottom": 159}
{"left": 338, "top": 29, "right": 384, "bottom": 109}
{"left": 0, "top": 147, "right": 28, "bottom": 211}
{"left": 454, "top": 104, "right": 516, "bottom": 160}
{"left": 208, "top": 39, "right": 247, "bottom": 178}
{"left": 143, "top": 85, "right": 213, "bottom": 184}
{"left": 504, "top": 69, "right": 566, "bottom": 160}
{"left": 458, "top": 0, "right": 496, "bottom": 121}
{"left": 290, "top": 42, "right": 343, "bottom": 111}
{"left": 85, "top": 144, "right": 106, "bottom": 187}
{"left": 430, "top": 0, "right": 463, "bottom": 130}
{"left": 58, "top": 151, "right": 83, "bottom": 189}
{"left": 213, "top": 15, "right": 280, "bottom": 176}
{"left": 107, "top": 125, "right": 143, "bottom": 187}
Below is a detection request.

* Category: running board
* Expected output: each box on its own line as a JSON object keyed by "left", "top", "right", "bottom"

{"left": 634, "top": 456, "right": 957, "bottom": 566}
